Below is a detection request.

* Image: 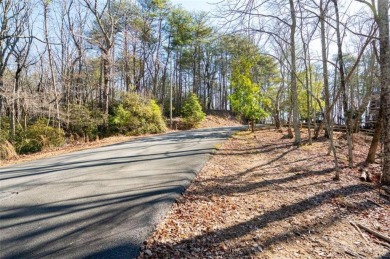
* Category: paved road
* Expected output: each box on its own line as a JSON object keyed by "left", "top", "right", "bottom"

{"left": 0, "top": 127, "right": 242, "bottom": 259}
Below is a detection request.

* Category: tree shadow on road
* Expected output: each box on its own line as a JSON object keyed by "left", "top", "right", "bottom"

{"left": 1, "top": 184, "right": 183, "bottom": 259}
{"left": 0, "top": 128, "right": 244, "bottom": 259}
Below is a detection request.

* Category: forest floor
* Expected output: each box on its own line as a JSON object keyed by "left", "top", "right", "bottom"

{"left": 0, "top": 115, "right": 241, "bottom": 167}
{"left": 139, "top": 129, "right": 390, "bottom": 259}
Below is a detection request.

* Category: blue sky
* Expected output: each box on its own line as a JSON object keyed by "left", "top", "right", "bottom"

{"left": 170, "top": 0, "right": 220, "bottom": 12}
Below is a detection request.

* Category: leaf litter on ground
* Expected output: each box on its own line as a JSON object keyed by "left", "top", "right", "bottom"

{"left": 139, "top": 129, "right": 389, "bottom": 259}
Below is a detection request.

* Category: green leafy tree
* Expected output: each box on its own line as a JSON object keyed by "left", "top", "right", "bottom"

{"left": 181, "top": 93, "right": 206, "bottom": 128}
{"left": 168, "top": 7, "right": 194, "bottom": 48}
{"left": 230, "top": 55, "right": 270, "bottom": 132}
{"left": 252, "top": 55, "right": 282, "bottom": 127}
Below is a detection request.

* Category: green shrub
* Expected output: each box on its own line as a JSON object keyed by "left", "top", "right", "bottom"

{"left": 144, "top": 100, "right": 168, "bottom": 134}
{"left": 110, "top": 93, "right": 167, "bottom": 135}
{"left": 0, "top": 116, "right": 10, "bottom": 143}
{"left": 181, "top": 93, "right": 206, "bottom": 128}
{"left": 110, "top": 104, "right": 132, "bottom": 133}
{"left": 13, "top": 119, "right": 65, "bottom": 154}
{"left": 67, "top": 104, "right": 100, "bottom": 140}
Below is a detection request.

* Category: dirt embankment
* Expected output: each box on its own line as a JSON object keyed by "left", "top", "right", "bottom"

{"left": 198, "top": 115, "right": 241, "bottom": 128}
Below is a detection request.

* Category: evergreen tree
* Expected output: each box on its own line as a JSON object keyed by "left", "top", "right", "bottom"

{"left": 229, "top": 53, "right": 270, "bottom": 132}
{"left": 181, "top": 93, "right": 206, "bottom": 128}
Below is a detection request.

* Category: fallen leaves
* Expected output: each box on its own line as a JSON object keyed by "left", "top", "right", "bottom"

{"left": 139, "top": 129, "right": 389, "bottom": 258}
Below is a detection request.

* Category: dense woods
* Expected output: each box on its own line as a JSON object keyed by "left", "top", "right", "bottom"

{"left": 0, "top": 0, "right": 389, "bottom": 184}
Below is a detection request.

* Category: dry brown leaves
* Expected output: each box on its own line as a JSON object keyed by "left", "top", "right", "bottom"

{"left": 139, "top": 129, "right": 390, "bottom": 259}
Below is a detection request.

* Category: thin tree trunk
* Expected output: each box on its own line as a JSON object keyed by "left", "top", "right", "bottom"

{"left": 103, "top": 52, "right": 110, "bottom": 117}
{"left": 321, "top": 0, "right": 340, "bottom": 175}
{"left": 44, "top": 1, "right": 60, "bottom": 129}
{"left": 289, "top": 0, "right": 301, "bottom": 146}
{"left": 333, "top": 0, "right": 353, "bottom": 168}
{"left": 306, "top": 50, "right": 312, "bottom": 144}
{"left": 301, "top": 31, "right": 312, "bottom": 144}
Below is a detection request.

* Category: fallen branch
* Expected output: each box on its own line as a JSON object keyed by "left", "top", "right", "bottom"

{"left": 345, "top": 250, "right": 358, "bottom": 257}
{"left": 350, "top": 221, "right": 368, "bottom": 243}
{"left": 366, "top": 199, "right": 383, "bottom": 208}
{"left": 373, "top": 239, "right": 390, "bottom": 249}
{"left": 356, "top": 223, "right": 390, "bottom": 243}
{"left": 359, "top": 169, "right": 371, "bottom": 182}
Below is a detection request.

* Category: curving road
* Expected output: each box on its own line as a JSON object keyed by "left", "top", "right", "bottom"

{"left": 0, "top": 127, "right": 242, "bottom": 259}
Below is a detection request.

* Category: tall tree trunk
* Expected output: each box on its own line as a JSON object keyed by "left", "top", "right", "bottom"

{"left": 124, "top": 27, "right": 131, "bottom": 92}
{"left": 44, "top": 1, "right": 60, "bottom": 129}
{"left": 321, "top": 0, "right": 340, "bottom": 175}
{"left": 306, "top": 51, "right": 312, "bottom": 144}
{"left": 133, "top": 43, "right": 138, "bottom": 92}
{"left": 102, "top": 50, "right": 110, "bottom": 119}
{"left": 333, "top": 0, "right": 353, "bottom": 168}
{"left": 366, "top": 105, "right": 382, "bottom": 163}
{"left": 377, "top": 0, "right": 390, "bottom": 185}
{"left": 289, "top": 0, "right": 301, "bottom": 146}
{"left": 0, "top": 76, "right": 4, "bottom": 117}
{"left": 321, "top": 1, "right": 331, "bottom": 139}
{"left": 161, "top": 36, "right": 172, "bottom": 106}
{"left": 11, "top": 63, "right": 23, "bottom": 136}
{"left": 193, "top": 45, "right": 198, "bottom": 94}
{"left": 301, "top": 29, "right": 312, "bottom": 144}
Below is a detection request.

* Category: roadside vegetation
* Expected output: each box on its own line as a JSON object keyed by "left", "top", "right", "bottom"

{"left": 181, "top": 94, "right": 206, "bottom": 129}
{"left": 0, "top": 93, "right": 167, "bottom": 160}
{"left": 0, "top": 92, "right": 215, "bottom": 163}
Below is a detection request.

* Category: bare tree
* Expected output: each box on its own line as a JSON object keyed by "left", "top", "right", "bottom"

{"left": 42, "top": 0, "right": 61, "bottom": 129}
{"left": 0, "top": 0, "right": 29, "bottom": 117}
{"left": 11, "top": 27, "right": 33, "bottom": 135}
{"left": 84, "top": 0, "right": 118, "bottom": 125}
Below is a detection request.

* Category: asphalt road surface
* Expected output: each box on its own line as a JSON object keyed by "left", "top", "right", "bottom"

{"left": 0, "top": 127, "right": 242, "bottom": 259}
